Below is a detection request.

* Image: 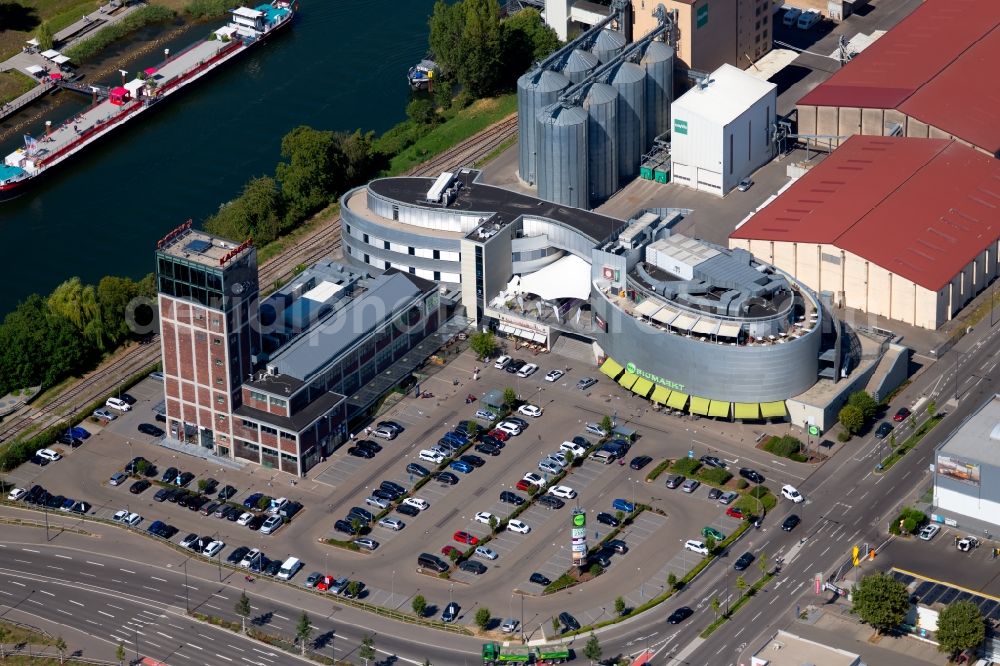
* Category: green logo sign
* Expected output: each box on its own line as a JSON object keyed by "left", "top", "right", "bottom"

{"left": 808, "top": 425, "right": 821, "bottom": 436}
{"left": 625, "top": 362, "right": 685, "bottom": 392}
{"left": 573, "top": 513, "right": 586, "bottom": 527}
{"left": 674, "top": 119, "right": 688, "bottom": 135}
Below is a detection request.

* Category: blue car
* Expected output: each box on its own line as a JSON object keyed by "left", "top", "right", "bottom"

{"left": 69, "top": 426, "right": 91, "bottom": 440}
{"left": 243, "top": 492, "right": 264, "bottom": 509}
{"left": 449, "top": 460, "right": 474, "bottom": 474}
{"left": 612, "top": 498, "right": 635, "bottom": 513}
{"left": 443, "top": 432, "right": 468, "bottom": 447}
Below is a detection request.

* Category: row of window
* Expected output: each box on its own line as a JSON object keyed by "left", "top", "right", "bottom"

{"left": 239, "top": 419, "right": 297, "bottom": 442}
{"left": 345, "top": 224, "right": 459, "bottom": 261}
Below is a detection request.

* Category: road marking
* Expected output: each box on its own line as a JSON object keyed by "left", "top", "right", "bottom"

{"left": 213, "top": 593, "right": 228, "bottom": 600}
{"left": 8, "top": 581, "right": 25, "bottom": 587}
{"left": 86, "top": 619, "right": 99, "bottom": 626}
{"left": 151, "top": 576, "right": 167, "bottom": 582}
{"left": 146, "top": 640, "right": 162, "bottom": 649}
{"left": 108, "top": 604, "right": 125, "bottom": 610}
{"left": 68, "top": 599, "right": 84, "bottom": 607}
{"left": 751, "top": 611, "right": 762, "bottom": 622}
{"left": 57, "top": 609, "right": 72, "bottom": 616}
{"left": 858, "top": 491, "right": 869, "bottom": 501}
{"left": 14, "top": 559, "right": 31, "bottom": 564}
{"left": 86, "top": 561, "right": 104, "bottom": 566}
{"left": 227, "top": 644, "right": 245, "bottom": 652}
{"left": 205, "top": 603, "right": 221, "bottom": 611}
{"left": 22, "top": 548, "right": 39, "bottom": 553}
{"left": 272, "top": 613, "right": 290, "bottom": 621}
{"left": 821, "top": 546, "right": 831, "bottom": 556}
{"left": 99, "top": 611, "right": 115, "bottom": 618}
{"left": 54, "top": 554, "right": 71, "bottom": 560}
{"left": 214, "top": 653, "right": 233, "bottom": 662}
{"left": 80, "top": 572, "right": 96, "bottom": 578}
{"left": 142, "top": 586, "right": 160, "bottom": 592}
{"left": 157, "top": 631, "right": 174, "bottom": 640}
{"left": 184, "top": 584, "right": 198, "bottom": 590}
{"left": 734, "top": 627, "right": 745, "bottom": 638}
{"left": 39, "top": 590, "right": 55, "bottom": 597}
{"left": 46, "top": 565, "right": 63, "bottom": 571}
{"left": 120, "top": 568, "right": 136, "bottom": 574}
{"left": 188, "top": 643, "right": 203, "bottom": 651}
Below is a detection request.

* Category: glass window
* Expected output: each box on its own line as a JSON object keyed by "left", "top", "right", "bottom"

{"left": 157, "top": 258, "right": 174, "bottom": 277}
{"left": 249, "top": 390, "right": 267, "bottom": 402}
{"left": 270, "top": 397, "right": 287, "bottom": 409}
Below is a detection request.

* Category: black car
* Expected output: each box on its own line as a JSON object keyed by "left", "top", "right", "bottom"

{"left": 57, "top": 432, "right": 83, "bottom": 447}
{"left": 129, "top": 480, "right": 151, "bottom": 495}
{"left": 875, "top": 422, "right": 894, "bottom": 439}
{"left": 46, "top": 494, "right": 65, "bottom": 509}
{"left": 558, "top": 612, "right": 580, "bottom": 632}
{"left": 348, "top": 507, "right": 374, "bottom": 523}
{"left": 227, "top": 546, "right": 251, "bottom": 565}
{"left": 356, "top": 439, "right": 382, "bottom": 453}
{"left": 396, "top": 503, "right": 419, "bottom": 517}
{"left": 200, "top": 478, "right": 219, "bottom": 495}
{"left": 334, "top": 519, "right": 358, "bottom": 535}
{"left": 264, "top": 560, "right": 283, "bottom": 577}
{"left": 161, "top": 467, "right": 179, "bottom": 484}
{"left": 629, "top": 455, "right": 653, "bottom": 470}
{"left": 372, "top": 488, "right": 399, "bottom": 502}
{"left": 247, "top": 514, "right": 267, "bottom": 531}
{"left": 348, "top": 446, "right": 376, "bottom": 459}
{"left": 25, "top": 486, "right": 45, "bottom": 504}
{"left": 217, "top": 485, "right": 238, "bottom": 501}
{"left": 699, "top": 455, "right": 726, "bottom": 469}
{"left": 530, "top": 572, "right": 551, "bottom": 586}
{"left": 380, "top": 480, "right": 406, "bottom": 495}
{"left": 733, "top": 552, "right": 755, "bottom": 571}
{"left": 175, "top": 472, "right": 195, "bottom": 487}
{"left": 477, "top": 433, "right": 505, "bottom": 447}
{"left": 707, "top": 488, "right": 722, "bottom": 500}
{"left": 155, "top": 413, "right": 167, "bottom": 423}
{"left": 591, "top": 550, "right": 612, "bottom": 568}
{"left": 120, "top": 393, "right": 137, "bottom": 405}
{"left": 606, "top": 539, "right": 629, "bottom": 554}
{"left": 30, "top": 454, "right": 50, "bottom": 466}
{"left": 506, "top": 416, "right": 529, "bottom": 429}
{"left": 153, "top": 487, "right": 176, "bottom": 503}
{"left": 500, "top": 490, "right": 525, "bottom": 506}
{"left": 739, "top": 468, "right": 765, "bottom": 484}
{"left": 215, "top": 504, "right": 237, "bottom": 520}
{"left": 280, "top": 501, "right": 303, "bottom": 519}
{"left": 596, "top": 512, "right": 620, "bottom": 527}
{"left": 433, "top": 471, "right": 459, "bottom": 485}
{"left": 226, "top": 507, "right": 241, "bottom": 521}
{"left": 537, "top": 495, "right": 565, "bottom": 510}
{"left": 188, "top": 495, "right": 211, "bottom": 512}
{"left": 176, "top": 492, "right": 194, "bottom": 508}
{"left": 572, "top": 436, "right": 591, "bottom": 448}
{"left": 459, "top": 454, "right": 486, "bottom": 468}
{"left": 137, "top": 423, "right": 165, "bottom": 437}
{"left": 505, "top": 359, "right": 527, "bottom": 374}
{"left": 459, "top": 560, "right": 487, "bottom": 575}
{"left": 475, "top": 442, "right": 502, "bottom": 456}
{"left": 406, "top": 462, "right": 430, "bottom": 478}
{"left": 667, "top": 606, "right": 694, "bottom": 624}
{"left": 781, "top": 514, "right": 801, "bottom": 532}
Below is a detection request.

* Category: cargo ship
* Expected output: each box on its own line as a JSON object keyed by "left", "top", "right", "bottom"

{"left": 0, "top": 0, "right": 296, "bottom": 201}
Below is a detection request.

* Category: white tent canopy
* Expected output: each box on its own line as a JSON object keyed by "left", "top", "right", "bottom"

{"left": 41, "top": 49, "right": 60, "bottom": 60}
{"left": 52, "top": 54, "right": 71, "bottom": 65}
{"left": 518, "top": 254, "right": 591, "bottom": 301}
{"left": 25, "top": 65, "right": 45, "bottom": 75}
{"left": 26, "top": 38, "right": 40, "bottom": 47}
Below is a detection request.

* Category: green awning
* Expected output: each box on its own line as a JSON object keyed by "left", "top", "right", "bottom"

{"left": 600, "top": 358, "right": 624, "bottom": 379}
{"left": 632, "top": 377, "right": 654, "bottom": 397}
{"left": 708, "top": 400, "right": 731, "bottom": 418}
{"left": 667, "top": 391, "right": 688, "bottom": 410}
{"left": 651, "top": 385, "right": 671, "bottom": 404}
{"left": 734, "top": 402, "right": 760, "bottom": 419}
{"left": 689, "top": 396, "right": 711, "bottom": 415}
{"left": 760, "top": 401, "right": 788, "bottom": 418}
{"left": 618, "top": 372, "right": 639, "bottom": 389}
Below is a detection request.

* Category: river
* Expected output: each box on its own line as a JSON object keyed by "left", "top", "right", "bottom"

{"left": 0, "top": 0, "right": 435, "bottom": 316}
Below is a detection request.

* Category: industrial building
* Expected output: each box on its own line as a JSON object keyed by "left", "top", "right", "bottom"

{"left": 729, "top": 136, "right": 1000, "bottom": 330}
{"left": 796, "top": 0, "right": 1000, "bottom": 158}
{"left": 932, "top": 394, "right": 1000, "bottom": 533}
{"left": 156, "top": 224, "right": 456, "bottom": 476}
{"left": 669, "top": 63, "right": 776, "bottom": 196}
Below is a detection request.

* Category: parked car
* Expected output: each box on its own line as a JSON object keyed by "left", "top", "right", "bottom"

{"left": 665, "top": 474, "right": 685, "bottom": 489}
{"left": 558, "top": 612, "right": 580, "bottom": 632}
{"left": 454, "top": 531, "right": 479, "bottom": 545}
{"left": 736, "top": 177, "right": 754, "bottom": 192}
{"left": 475, "top": 409, "right": 498, "bottom": 421}
{"left": 433, "top": 471, "right": 459, "bottom": 485}
{"left": 403, "top": 497, "right": 429, "bottom": 511}
{"left": 607, "top": 539, "right": 628, "bottom": 554}
{"left": 396, "top": 503, "right": 419, "bottom": 517}
{"left": 35, "top": 448, "right": 62, "bottom": 462}
{"left": 538, "top": 459, "right": 561, "bottom": 475}
{"left": 348, "top": 446, "right": 375, "bottom": 459}
{"left": 260, "top": 515, "right": 284, "bottom": 535}
{"left": 372, "top": 426, "right": 397, "bottom": 440}
{"left": 475, "top": 441, "right": 502, "bottom": 456}
{"left": 681, "top": 479, "right": 701, "bottom": 493}
{"left": 495, "top": 421, "right": 522, "bottom": 436}
{"left": 493, "top": 355, "right": 511, "bottom": 369}
{"left": 377, "top": 420, "right": 404, "bottom": 434}
{"left": 530, "top": 572, "right": 551, "bottom": 586}
{"left": 500, "top": 490, "right": 525, "bottom": 506}
{"left": 505, "top": 359, "right": 527, "bottom": 374}
{"left": 797, "top": 8, "right": 821, "bottom": 29}
{"left": 702, "top": 526, "right": 725, "bottom": 541}
{"left": 129, "top": 480, "right": 151, "bottom": 495}
{"left": 517, "top": 404, "right": 542, "bottom": 417}
{"left": 536, "top": 495, "right": 565, "bottom": 510}
{"left": 585, "top": 422, "right": 608, "bottom": 437}
{"left": 718, "top": 491, "right": 739, "bottom": 505}
{"left": 612, "top": 498, "right": 635, "bottom": 513}
{"left": 109, "top": 471, "right": 129, "bottom": 487}
{"left": 217, "top": 485, "right": 238, "bottom": 500}
{"left": 378, "top": 517, "right": 405, "bottom": 531}
{"left": 516, "top": 363, "right": 538, "bottom": 378}
{"left": 106, "top": 397, "right": 132, "bottom": 412}
{"left": 161, "top": 467, "right": 179, "bottom": 484}
{"left": 419, "top": 449, "right": 445, "bottom": 464}
{"left": 549, "top": 485, "right": 576, "bottom": 499}
{"left": 137, "top": 423, "right": 165, "bottom": 437}
{"left": 459, "top": 560, "right": 487, "bottom": 575}
{"left": 560, "top": 441, "right": 587, "bottom": 457}
{"left": 684, "top": 540, "right": 710, "bottom": 556}
{"left": 406, "top": 462, "right": 430, "bottom": 478}
{"left": 918, "top": 524, "right": 940, "bottom": 541}
{"left": 6, "top": 488, "right": 26, "bottom": 501}
{"left": 474, "top": 546, "right": 498, "bottom": 561}
{"left": 441, "top": 602, "right": 460, "bottom": 623}
{"left": 459, "top": 454, "right": 485, "bottom": 468}
{"left": 93, "top": 408, "right": 117, "bottom": 421}
{"left": 474, "top": 512, "right": 495, "bottom": 525}
{"left": 449, "top": 460, "right": 474, "bottom": 474}
{"left": 545, "top": 369, "right": 564, "bottom": 382}
{"left": 597, "top": 513, "right": 620, "bottom": 527}
{"left": 629, "top": 455, "right": 653, "bottom": 470}
{"left": 726, "top": 506, "right": 746, "bottom": 520}
{"left": 577, "top": 377, "right": 597, "bottom": 390}
{"left": 353, "top": 538, "right": 379, "bottom": 550}
{"left": 508, "top": 519, "right": 530, "bottom": 534}
{"left": 707, "top": 488, "right": 723, "bottom": 501}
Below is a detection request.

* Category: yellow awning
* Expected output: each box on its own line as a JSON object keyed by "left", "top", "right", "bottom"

{"left": 651, "top": 385, "right": 671, "bottom": 404}
{"left": 689, "top": 396, "right": 711, "bottom": 415}
{"left": 600, "top": 358, "right": 624, "bottom": 379}
{"left": 632, "top": 377, "right": 654, "bottom": 397}
{"left": 734, "top": 402, "right": 760, "bottom": 419}
{"left": 618, "top": 372, "right": 639, "bottom": 389}
{"left": 667, "top": 391, "right": 688, "bottom": 410}
{"left": 708, "top": 400, "right": 731, "bottom": 418}
{"left": 760, "top": 401, "right": 788, "bottom": 418}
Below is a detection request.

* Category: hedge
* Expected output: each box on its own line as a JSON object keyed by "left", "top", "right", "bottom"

{"left": 646, "top": 458, "right": 671, "bottom": 482}
{"left": 697, "top": 467, "right": 733, "bottom": 486}
{"left": 671, "top": 458, "right": 702, "bottom": 476}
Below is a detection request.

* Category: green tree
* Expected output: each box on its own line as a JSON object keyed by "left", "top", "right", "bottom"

{"left": 346, "top": 580, "right": 361, "bottom": 598}
{"left": 115, "top": 641, "right": 125, "bottom": 665}
{"left": 198, "top": 478, "right": 211, "bottom": 493}
{"left": 489, "top": 515, "right": 499, "bottom": 532}
{"left": 135, "top": 459, "right": 149, "bottom": 477}
{"left": 235, "top": 590, "right": 251, "bottom": 633}
{"left": 469, "top": 330, "right": 498, "bottom": 360}
{"left": 736, "top": 575, "right": 748, "bottom": 597}
{"left": 838, "top": 404, "right": 864, "bottom": 435}
{"left": 295, "top": 611, "right": 313, "bottom": 655}
{"left": 710, "top": 596, "right": 722, "bottom": 619}
{"left": 406, "top": 97, "right": 437, "bottom": 126}
{"left": 55, "top": 636, "right": 67, "bottom": 664}
{"left": 583, "top": 633, "right": 602, "bottom": 663}
{"left": 256, "top": 495, "right": 270, "bottom": 511}
{"left": 499, "top": 8, "right": 560, "bottom": 86}
{"left": 48, "top": 277, "right": 102, "bottom": 348}
{"left": 457, "top": 0, "right": 502, "bottom": 96}
{"left": 758, "top": 551, "right": 768, "bottom": 581}
{"left": 927, "top": 400, "right": 937, "bottom": 418}
{"left": 350, "top": 517, "right": 362, "bottom": 534}
{"left": 600, "top": 415, "right": 613, "bottom": 435}
{"left": 97, "top": 275, "right": 143, "bottom": 345}
{"left": 589, "top": 562, "right": 604, "bottom": 577}
{"left": 848, "top": 391, "right": 878, "bottom": 421}
{"left": 339, "top": 129, "right": 378, "bottom": 186}
{"left": 37, "top": 21, "right": 54, "bottom": 50}
{"left": 614, "top": 596, "right": 626, "bottom": 616}
{"left": 204, "top": 176, "right": 285, "bottom": 244}
{"left": 411, "top": 594, "right": 427, "bottom": 617}
{"left": 551, "top": 616, "right": 561, "bottom": 634}
{"left": 275, "top": 126, "right": 340, "bottom": 224}
{"left": 851, "top": 572, "right": 910, "bottom": 635}
{"left": 704, "top": 535, "right": 716, "bottom": 554}
{"left": 475, "top": 607, "right": 492, "bottom": 630}
{"left": 936, "top": 601, "right": 985, "bottom": 658}
{"left": 428, "top": 0, "right": 465, "bottom": 77}
{"left": 667, "top": 572, "right": 678, "bottom": 590}
{"left": 503, "top": 386, "right": 518, "bottom": 407}
{"left": 359, "top": 634, "right": 376, "bottom": 665}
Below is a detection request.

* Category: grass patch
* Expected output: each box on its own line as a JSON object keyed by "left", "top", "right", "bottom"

{"left": 877, "top": 414, "right": 943, "bottom": 472}
{"left": 670, "top": 457, "right": 701, "bottom": 476}
{"left": 184, "top": 0, "right": 231, "bottom": 18}
{"left": 696, "top": 467, "right": 733, "bottom": 486}
{"left": 732, "top": 487, "right": 776, "bottom": 517}
{"left": 645, "top": 458, "right": 671, "bottom": 482}
{"left": 0, "top": 69, "right": 38, "bottom": 105}
{"left": 386, "top": 95, "right": 516, "bottom": 175}
{"left": 65, "top": 5, "right": 176, "bottom": 63}
{"left": 0, "top": 619, "right": 56, "bottom": 647}
{"left": 762, "top": 435, "right": 807, "bottom": 462}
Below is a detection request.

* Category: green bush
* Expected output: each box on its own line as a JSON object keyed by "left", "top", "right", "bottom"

{"left": 763, "top": 435, "right": 802, "bottom": 459}
{"left": 837, "top": 430, "right": 852, "bottom": 443}
{"left": 889, "top": 507, "right": 927, "bottom": 535}
{"left": 735, "top": 479, "right": 748, "bottom": 490}
{"left": 749, "top": 485, "right": 770, "bottom": 499}
{"left": 185, "top": 0, "right": 232, "bottom": 18}
{"left": 646, "top": 459, "right": 672, "bottom": 482}
{"left": 671, "top": 458, "right": 702, "bottom": 476}
{"left": 698, "top": 467, "right": 733, "bottom": 486}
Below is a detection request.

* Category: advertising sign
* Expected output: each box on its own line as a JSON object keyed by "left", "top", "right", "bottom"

{"left": 937, "top": 454, "right": 981, "bottom": 487}
{"left": 571, "top": 510, "right": 587, "bottom": 565}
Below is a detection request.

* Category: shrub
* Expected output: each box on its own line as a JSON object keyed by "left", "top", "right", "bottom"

{"left": 889, "top": 507, "right": 927, "bottom": 535}
{"left": 699, "top": 467, "right": 733, "bottom": 486}
{"left": 671, "top": 458, "right": 701, "bottom": 476}
{"left": 837, "top": 430, "right": 852, "bottom": 443}
{"left": 735, "top": 479, "right": 748, "bottom": 490}
{"left": 185, "top": 0, "right": 231, "bottom": 18}
{"left": 646, "top": 459, "right": 671, "bottom": 482}
{"left": 763, "top": 435, "right": 802, "bottom": 458}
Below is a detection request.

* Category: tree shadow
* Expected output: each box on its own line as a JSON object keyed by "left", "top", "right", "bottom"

{"left": 311, "top": 630, "right": 335, "bottom": 650}
{"left": 0, "top": 2, "right": 40, "bottom": 32}
{"left": 251, "top": 611, "right": 273, "bottom": 626}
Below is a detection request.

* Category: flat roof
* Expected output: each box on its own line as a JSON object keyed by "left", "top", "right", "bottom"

{"left": 731, "top": 136, "right": 1000, "bottom": 291}
{"left": 234, "top": 389, "right": 344, "bottom": 433}
{"left": 797, "top": 0, "right": 1000, "bottom": 152}
{"left": 157, "top": 228, "right": 252, "bottom": 268}
{"left": 938, "top": 394, "right": 1000, "bottom": 465}
{"left": 672, "top": 64, "right": 776, "bottom": 126}
{"left": 752, "top": 630, "right": 860, "bottom": 666}
{"left": 368, "top": 172, "right": 622, "bottom": 243}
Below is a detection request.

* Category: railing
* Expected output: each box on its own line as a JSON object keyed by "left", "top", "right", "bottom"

{"left": 35, "top": 99, "right": 142, "bottom": 168}
{"left": 156, "top": 38, "right": 243, "bottom": 96}
{"left": 0, "top": 80, "right": 56, "bottom": 121}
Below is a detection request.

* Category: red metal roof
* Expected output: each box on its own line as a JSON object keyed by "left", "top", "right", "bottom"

{"left": 731, "top": 136, "right": 1000, "bottom": 292}
{"left": 797, "top": 0, "right": 1000, "bottom": 152}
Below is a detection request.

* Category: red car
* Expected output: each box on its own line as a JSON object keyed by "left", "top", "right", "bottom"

{"left": 487, "top": 429, "right": 510, "bottom": 442}
{"left": 893, "top": 407, "right": 911, "bottom": 422}
{"left": 725, "top": 506, "right": 746, "bottom": 520}
{"left": 515, "top": 479, "right": 532, "bottom": 492}
{"left": 315, "top": 575, "right": 335, "bottom": 591}
{"left": 441, "top": 545, "right": 460, "bottom": 557}
{"left": 453, "top": 530, "right": 479, "bottom": 545}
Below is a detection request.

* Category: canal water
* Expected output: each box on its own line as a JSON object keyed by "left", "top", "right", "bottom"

{"left": 0, "top": 0, "right": 434, "bottom": 316}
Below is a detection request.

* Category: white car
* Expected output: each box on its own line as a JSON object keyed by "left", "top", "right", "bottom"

{"left": 781, "top": 484, "right": 804, "bottom": 503}
{"left": 236, "top": 512, "right": 254, "bottom": 526}
{"left": 378, "top": 517, "right": 405, "bottom": 531}
{"left": 106, "top": 397, "right": 132, "bottom": 412}
{"left": 517, "top": 404, "right": 543, "bottom": 418}
{"left": 474, "top": 546, "right": 498, "bottom": 560}
{"left": 419, "top": 449, "right": 445, "bottom": 464}
{"left": 403, "top": 497, "right": 429, "bottom": 511}
{"left": 112, "top": 509, "right": 129, "bottom": 523}
{"left": 494, "top": 355, "right": 512, "bottom": 369}
{"left": 35, "top": 448, "right": 62, "bottom": 462}
{"left": 684, "top": 539, "right": 710, "bottom": 556}
{"left": 260, "top": 515, "right": 284, "bottom": 534}
{"left": 7, "top": 488, "right": 26, "bottom": 501}
{"left": 496, "top": 421, "right": 522, "bottom": 437}
{"left": 474, "top": 511, "right": 495, "bottom": 525}
{"left": 549, "top": 485, "right": 576, "bottom": 499}
{"left": 544, "top": 369, "right": 564, "bottom": 382}
{"left": 124, "top": 512, "right": 142, "bottom": 527}
{"left": 500, "top": 618, "right": 521, "bottom": 633}
{"left": 239, "top": 548, "right": 262, "bottom": 568}
{"left": 522, "top": 472, "right": 546, "bottom": 488}
{"left": 508, "top": 519, "right": 531, "bottom": 534}
{"left": 797, "top": 8, "right": 821, "bottom": 29}
{"left": 202, "top": 540, "right": 225, "bottom": 557}
{"left": 516, "top": 363, "right": 538, "bottom": 378}
{"left": 560, "top": 441, "right": 587, "bottom": 457}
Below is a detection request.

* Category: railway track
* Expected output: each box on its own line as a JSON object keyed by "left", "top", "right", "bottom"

{"left": 0, "top": 113, "right": 519, "bottom": 446}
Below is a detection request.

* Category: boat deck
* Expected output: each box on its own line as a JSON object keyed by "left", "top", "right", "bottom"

{"left": 151, "top": 39, "right": 232, "bottom": 87}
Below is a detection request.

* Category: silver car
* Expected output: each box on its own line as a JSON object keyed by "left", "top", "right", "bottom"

{"left": 681, "top": 479, "right": 701, "bottom": 493}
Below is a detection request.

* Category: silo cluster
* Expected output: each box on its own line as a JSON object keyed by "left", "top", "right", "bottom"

{"left": 516, "top": 33, "right": 675, "bottom": 210}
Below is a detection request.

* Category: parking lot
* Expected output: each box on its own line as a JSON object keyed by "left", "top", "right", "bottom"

{"left": 880, "top": 524, "right": 1000, "bottom": 600}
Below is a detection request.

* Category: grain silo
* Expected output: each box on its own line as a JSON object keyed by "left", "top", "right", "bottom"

{"left": 610, "top": 62, "right": 646, "bottom": 182}
{"left": 561, "top": 49, "right": 599, "bottom": 84}
{"left": 583, "top": 83, "right": 618, "bottom": 206}
{"left": 536, "top": 103, "right": 588, "bottom": 209}
{"left": 517, "top": 68, "right": 571, "bottom": 185}
{"left": 592, "top": 29, "right": 626, "bottom": 64}
{"left": 641, "top": 41, "right": 675, "bottom": 146}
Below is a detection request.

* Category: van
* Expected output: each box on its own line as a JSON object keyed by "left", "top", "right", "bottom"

{"left": 589, "top": 450, "right": 616, "bottom": 464}
{"left": 782, "top": 6, "right": 801, "bottom": 26}
{"left": 106, "top": 397, "right": 132, "bottom": 412}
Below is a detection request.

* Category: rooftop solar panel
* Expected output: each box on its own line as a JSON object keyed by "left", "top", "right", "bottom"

{"left": 913, "top": 581, "right": 934, "bottom": 598}
{"left": 979, "top": 599, "right": 998, "bottom": 616}
{"left": 185, "top": 239, "right": 212, "bottom": 253}
{"left": 938, "top": 588, "right": 960, "bottom": 605}
{"left": 988, "top": 605, "right": 1000, "bottom": 622}
{"left": 922, "top": 584, "right": 948, "bottom": 605}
